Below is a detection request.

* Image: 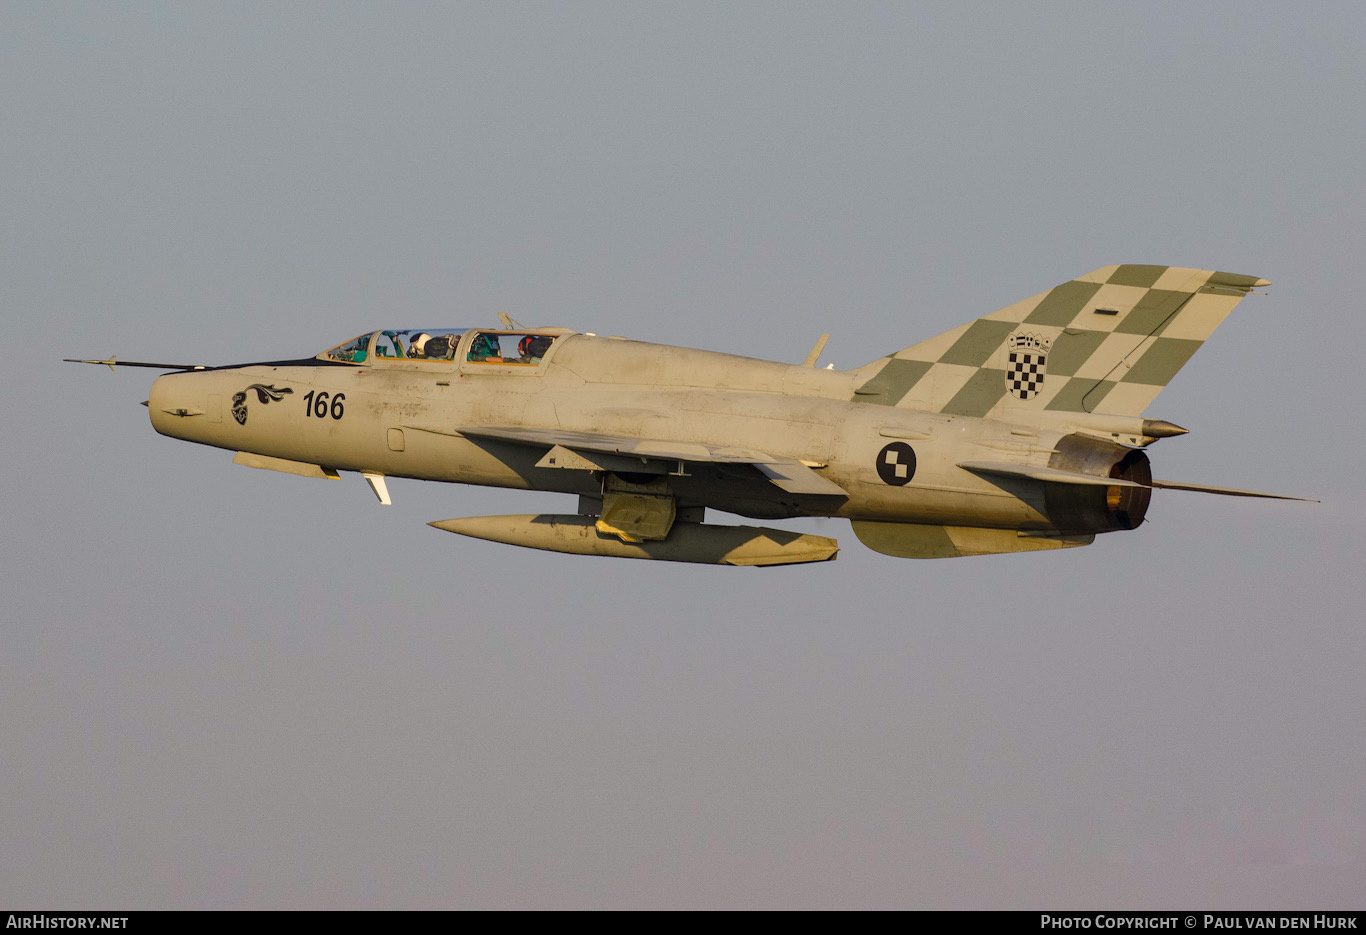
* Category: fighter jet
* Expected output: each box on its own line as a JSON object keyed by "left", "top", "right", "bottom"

{"left": 68, "top": 265, "right": 1309, "bottom": 566}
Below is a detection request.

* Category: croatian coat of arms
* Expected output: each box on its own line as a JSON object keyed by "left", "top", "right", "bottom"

{"left": 1005, "top": 332, "right": 1052, "bottom": 400}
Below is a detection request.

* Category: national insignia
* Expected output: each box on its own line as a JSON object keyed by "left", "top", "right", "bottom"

{"left": 1006, "top": 331, "right": 1051, "bottom": 401}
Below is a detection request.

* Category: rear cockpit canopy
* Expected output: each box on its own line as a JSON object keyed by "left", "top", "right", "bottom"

{"left": 320, "top": 328, "right": 571, "bottom": 366}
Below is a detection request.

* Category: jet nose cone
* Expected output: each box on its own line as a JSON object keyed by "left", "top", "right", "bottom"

{"left": 147, "top": 372, "right": 214, "bottom": 437}
{"left": 147, "top": 374, "right": 175, "bottom": 434}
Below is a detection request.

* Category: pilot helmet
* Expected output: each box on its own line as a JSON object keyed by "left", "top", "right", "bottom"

{"left": 520, "top": 335, "right": 552, "bottom": 359}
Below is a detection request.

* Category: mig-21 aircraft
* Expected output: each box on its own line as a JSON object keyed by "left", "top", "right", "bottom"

{"left": 68, "top": 264, "right": 1309, "bottom": 566}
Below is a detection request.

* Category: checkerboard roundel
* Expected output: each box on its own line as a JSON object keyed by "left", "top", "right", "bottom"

{"left": 876, "top": 442, "right": 917, "bottom": 486}
{"left": 1006, "top": 331, "right": 1052, "bottom": 400}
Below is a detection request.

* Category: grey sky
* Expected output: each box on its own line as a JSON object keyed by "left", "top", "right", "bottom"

{"left": 2, "top": 1, "right": 1363, "bottom": 908}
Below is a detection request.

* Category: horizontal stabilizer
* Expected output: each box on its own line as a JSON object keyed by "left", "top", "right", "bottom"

{"left": 957, "top": 461, "right": 1147, "bottom": 488}
{"left": 1150, "top": 479, "right": 1317, "bottom": 501}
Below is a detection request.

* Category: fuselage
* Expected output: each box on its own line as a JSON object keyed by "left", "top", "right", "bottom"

{"left": 148, "top": 330, "right": 1135, "bottom": 532}
{"left": 103, "top": 263, "right": 1297, "bottom": 562}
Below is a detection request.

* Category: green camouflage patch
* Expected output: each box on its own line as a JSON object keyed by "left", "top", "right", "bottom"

{"left": 853, "top": 357, "right": 933, "bottom": 407}
{"left": 1207, "top": 271, "right": 1266, "bottom": 289}
{"left": 1107, "top": 265, "right": 1167, "bottom": 288}
{"left": 942, "top": 368, "right": 1008, "bottom": 417}
{"left": 1023, "top": 280, "right": 1104, "bottom": 327}
{"left": 939, "top": 319, "right": 1016, "bottom": 368}
{"left": 1119, "top": 337, "right": 1202, "bottom": 386}
{"left": 1046, "top": 329, "right": 1108, "bottom": 377}
{"left": 1044, "top": 377, "right": 1116, "bottom": 413}
{"left": 1114, "top": 288, "right": 1193, "bottom": 336}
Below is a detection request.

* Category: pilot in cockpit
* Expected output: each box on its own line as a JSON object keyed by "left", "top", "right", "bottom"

{"left": 425, "top": 333, "right": 458, "bottom": 359}
{"left": 518, "top": 335, "right": 553, "bottom": 363}
{"left": 469, "top": 333, "right": 502, "bottom": 362}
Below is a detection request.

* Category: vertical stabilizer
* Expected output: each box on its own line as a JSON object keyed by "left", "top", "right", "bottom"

{"left": 852, "top": 265, "right": 1267, "bottom": 417}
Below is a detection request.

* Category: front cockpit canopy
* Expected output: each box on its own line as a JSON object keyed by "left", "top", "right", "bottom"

{"left": 323, "top": 329, "right": 468, "bottom": 363}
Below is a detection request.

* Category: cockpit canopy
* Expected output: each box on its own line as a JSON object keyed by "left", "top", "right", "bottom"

{"left": 321, "top": 329, "right": 567, "bottom": 366}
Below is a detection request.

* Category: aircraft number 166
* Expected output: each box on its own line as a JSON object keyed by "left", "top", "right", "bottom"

{"left": 302, "top": 390, "right": 345, "bottom": 420}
